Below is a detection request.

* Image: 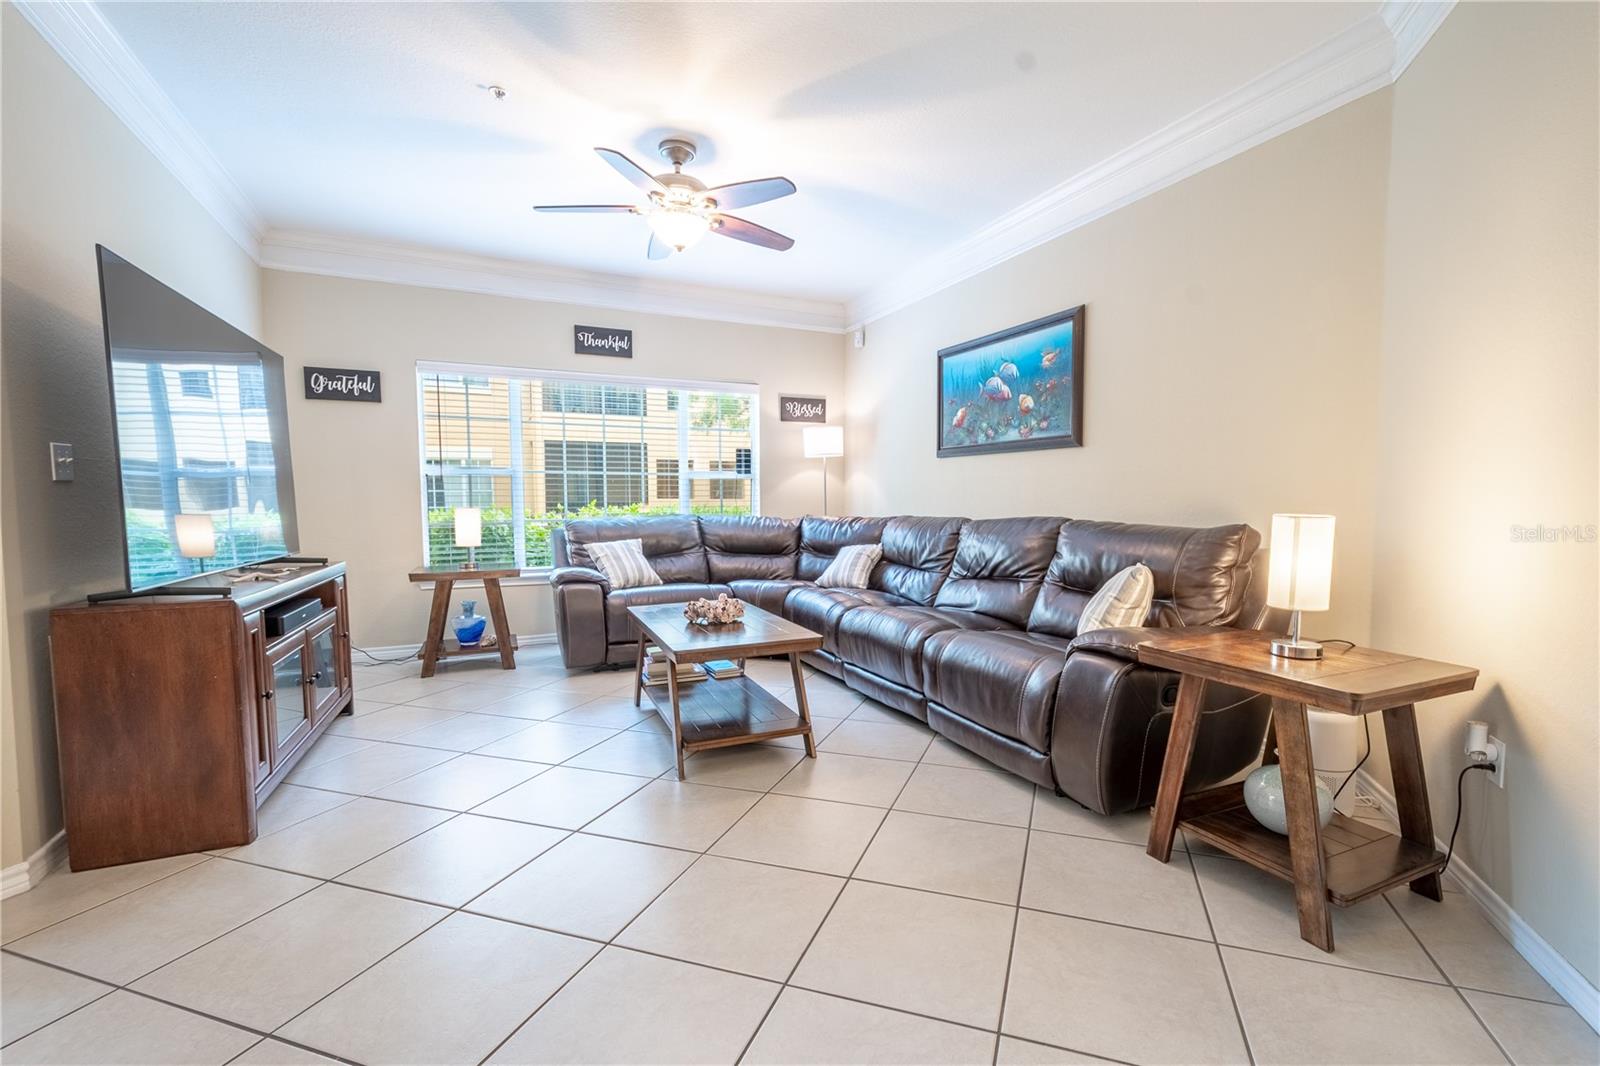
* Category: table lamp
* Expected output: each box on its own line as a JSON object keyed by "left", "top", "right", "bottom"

{"left": 803, "top": 425, "right": 844, "bottom": 515}
{"left": 1266, "top": 513, "right": 1335, "bottom": 660}
{"left": 174, "top": 513, "right": 216, "bottom": 569}
{"left": 454, "top": 507, "right": 482, "bottom": 569}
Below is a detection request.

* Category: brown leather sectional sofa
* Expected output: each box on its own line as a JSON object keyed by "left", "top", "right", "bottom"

{"left": 549, "top": 514, "right": 1284, "bottom": 814}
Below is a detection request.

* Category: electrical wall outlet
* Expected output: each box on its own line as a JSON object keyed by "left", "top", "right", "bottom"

{"left": 1488, "top": 734, "right": 1506, "bottom": 788}
{"left": 49, "top": 441, "right": 74, "bottom": 482}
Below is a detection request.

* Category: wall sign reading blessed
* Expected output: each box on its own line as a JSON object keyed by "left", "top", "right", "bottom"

{"left": 574, "top": 325, "right": 633, "bottom": 357}
{"left": 779, "top": 395, "right": 827, "bottom": 422}
{"left": 303, "top": 366, "right": 382, "bottom": 402}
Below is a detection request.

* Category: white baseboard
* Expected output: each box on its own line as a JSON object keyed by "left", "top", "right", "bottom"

{"left": 1355, "top": 770, "right": 1599, "bottom": 1033}
{"left": 0, "top": 830, "right": 69, "bottom": 900}
{"left": 353, "top": 634, "right": 558, "bottom": 663}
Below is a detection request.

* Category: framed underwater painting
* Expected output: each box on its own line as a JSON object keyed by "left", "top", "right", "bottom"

{"left": 936, "top": 305, "right": 1084, "bottom": 458}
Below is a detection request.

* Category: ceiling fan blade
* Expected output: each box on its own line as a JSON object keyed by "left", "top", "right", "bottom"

{"left": 647, "top": 232, "right": 673, "bottom": 260}
{"left": 704, "top": 176, "right": 796, "bottom": 210}
{"left": 711, "top": 214, "right": 795, "bottom": 252}
{"left": 595, "top": 147, "right": 665, "bottom": 195}
{"left": 532, "top": 204, "right": 637, "bottom": 213}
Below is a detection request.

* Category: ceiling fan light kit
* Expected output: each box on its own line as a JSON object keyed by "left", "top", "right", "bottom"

{"left": 535, "top": 138, "right": 797, "bottom": 259}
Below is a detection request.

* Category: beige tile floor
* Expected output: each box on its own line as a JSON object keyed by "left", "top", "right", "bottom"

{"left": 2, "top": 644, "right": 1594, "bottom": 1066}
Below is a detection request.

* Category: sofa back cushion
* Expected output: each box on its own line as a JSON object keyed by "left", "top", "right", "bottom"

{"left": 701, "top": 516, "right": 800, "bottom": 582}
{"left": 562, "top": 515, "right": 709, "bottom": 583}
{"left": 872, "top": 516, "right": 965, "bottom": 605}
{"left": 797, "top": 516, "right": 889, "bottom": 580}
{"left": 932, "top": 517, "right": 1065, "bottom": 627}
{"left": 1026, "top": 520, "right": 1262, "bottom": 637}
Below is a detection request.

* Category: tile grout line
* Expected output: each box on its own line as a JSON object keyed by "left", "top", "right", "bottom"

{"left": 1188, "top": 836, "right": 1257, "bottom": 1066}
{"left": 988, "top": 777, "right": 1037, "bottom": 1065}
{"left": 732, "top": 701, "right": 929, "bottom": 1066}
{"left": 1382, "top": 893, "right": 1517, "bottom": 1064}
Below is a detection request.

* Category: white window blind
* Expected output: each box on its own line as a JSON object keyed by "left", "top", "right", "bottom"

{"left": 417, "top": 364, "right": 759, "bottom": 570}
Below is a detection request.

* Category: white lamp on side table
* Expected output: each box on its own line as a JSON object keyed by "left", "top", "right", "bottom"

{"left": 1266, "top": 512, "right": 1335, "bottom": 660}
{"left": 454, "top": 506, "right": 483, "bottom": 569}
{"left": 174, "top": 513, "right": 216, "bottom": 570}
{"left": 803, "top": 425, "right": 844, "bottom": 515}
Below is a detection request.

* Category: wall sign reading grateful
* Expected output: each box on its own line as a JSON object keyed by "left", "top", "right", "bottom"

{"left": 779, "top": 395, "right": 827, "bottom": 422}
{"left": 574, "top": 325, "right": 633, "bottom": 357}
{"left": 303, "top": 366, "right": 382, "bottom": 402}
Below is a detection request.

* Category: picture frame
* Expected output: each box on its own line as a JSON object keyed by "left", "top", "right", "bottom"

{"left": 936, "top": 305, "right": 1084, "bottom": 458}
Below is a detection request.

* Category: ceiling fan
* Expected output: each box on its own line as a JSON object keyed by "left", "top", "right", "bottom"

{"left": 534, "top": 139, "right": 796, "bottom": 259}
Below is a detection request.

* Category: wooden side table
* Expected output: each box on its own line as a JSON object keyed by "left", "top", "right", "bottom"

{"left": 1139, "top": 628, "right": 1477, "bottom": 952}
{"left": 408, "top": 567, "right": 520, "bottom": 678}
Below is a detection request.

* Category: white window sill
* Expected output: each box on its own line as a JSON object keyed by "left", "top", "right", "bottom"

{"left": 412, "top": 569, "right": 553, "bottom": 590}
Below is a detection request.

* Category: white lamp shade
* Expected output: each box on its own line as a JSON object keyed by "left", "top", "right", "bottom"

{"left": 453, "top": 507, "right": 483, "bottom": 549}
{"left": 803, "top": 425, "right": 844, "bottom": 458}
{"left": 1267, "top": 513, "right": 1335, "bottom": 612}
{"left": 174, "top": 513, "right": 215, "bottom": 559}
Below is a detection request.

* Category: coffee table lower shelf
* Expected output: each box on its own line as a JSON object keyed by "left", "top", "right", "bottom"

{"left": 1179, "top": 785, "right": 1446, "bottom": 906}
{"left": 640, "top": 673, "right": 812, "bottom": 754}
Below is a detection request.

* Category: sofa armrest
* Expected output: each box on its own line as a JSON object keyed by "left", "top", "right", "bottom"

{"left": 1051, "top": 649, "right": 1271, "bottom": 814}
{"left": 1065, "top": 625, "right": 1222, "bottom": 664}
{"left": 549, "top": 565, "right": 610, "bottom": 590}
{"left": 551, "top": 579, "right": 608, "bottom": 669}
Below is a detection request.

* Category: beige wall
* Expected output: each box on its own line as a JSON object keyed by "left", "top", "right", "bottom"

{"left": 1371, "top": 2, "right": 1599, "bottom": 986}
{"left": 262, "top": 270, "right": 846, "bottom": 650}
{"left": 0, "top": 6, "right": 263, "bottom": 866}
{"left": 845, "top": 91, "right": 1394, "bottom": 641}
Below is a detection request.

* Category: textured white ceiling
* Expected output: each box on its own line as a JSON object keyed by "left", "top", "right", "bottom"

{"left": 97, "top": 1, "right": 1376, "bottom": 304}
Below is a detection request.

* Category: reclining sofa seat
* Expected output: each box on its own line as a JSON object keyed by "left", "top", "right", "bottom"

{"left": 549, "top": 513, "right": 1281, "bottom": 814}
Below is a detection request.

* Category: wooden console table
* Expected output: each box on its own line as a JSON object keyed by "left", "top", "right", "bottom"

{"left": 409, "top": 567, "right": 519, "bottom": 677}
{"left": 1139, "top": 628, "right": 1477, "bottom": 952}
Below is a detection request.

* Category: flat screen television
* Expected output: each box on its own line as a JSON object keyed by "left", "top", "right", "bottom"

{"left": 97, "top": 245, "right": 299, "bottom": 593}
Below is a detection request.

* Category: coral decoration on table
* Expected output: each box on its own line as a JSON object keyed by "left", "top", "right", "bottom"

{"left": 684, "top": 594, "right": 745, "bottom": 626}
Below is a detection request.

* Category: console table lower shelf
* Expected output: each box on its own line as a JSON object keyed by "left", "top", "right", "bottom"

{"left": 640, "top": 675, "right": 812, "bottom": 753}
{"left": 1176, "top": 782, "right": 1447, "bottom": 906}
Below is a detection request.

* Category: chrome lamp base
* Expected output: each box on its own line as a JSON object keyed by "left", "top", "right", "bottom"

{"left": 1270, "top": 609, "right": 1324, "bottom": 660}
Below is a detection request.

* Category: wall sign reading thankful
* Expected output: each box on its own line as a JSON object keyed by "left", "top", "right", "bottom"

{"left": 779, "top": 395, "right": 827, "bottom": 423}
{"left": 303, "top": 366, "right": 382, "bottom": 402}
{"left": 574, "top": 325, "right": 633, "bottom": 357}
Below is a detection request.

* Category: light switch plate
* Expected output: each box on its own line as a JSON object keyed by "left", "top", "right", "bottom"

{"left": 50, "top": 441, "right": 74, "bottom": 482}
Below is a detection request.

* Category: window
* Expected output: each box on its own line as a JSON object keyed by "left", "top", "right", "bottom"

{"left": 179, "top": 370, "right": 213, "bottom": 398}
{"left": 238, "top": 365, "right": 267, "bottom": 409}
{"left": 418, "top": 366, "right": 757, "bottom": 570}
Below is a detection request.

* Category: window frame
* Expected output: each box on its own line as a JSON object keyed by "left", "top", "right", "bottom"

{"left": 415, "top": 361, "right": 760, "bottom": 577}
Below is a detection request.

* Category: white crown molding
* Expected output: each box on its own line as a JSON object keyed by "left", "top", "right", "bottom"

{"left": 845, "top": 6, "right": 1454, "bottom": 329}
{"left": 260, "top": 231, "right": 848, "bottom": 333}
{"left": 0, "top": 830, "right": 68, "bottom": 900}
{"left": 12, "top": 0, "right": 264, "bottom": 259}
{"left": 1356, "top": 771, "right": 1599, "bottom": 1034}
{"left": 1382, "top": 1, "right": 1457, "bottom": 80}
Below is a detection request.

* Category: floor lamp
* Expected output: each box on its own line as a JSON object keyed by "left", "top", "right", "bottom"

{"left": 803, "top": 425, "right": 844, "bottom": 515}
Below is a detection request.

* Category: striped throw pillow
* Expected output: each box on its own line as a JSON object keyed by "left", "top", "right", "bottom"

{"left": 585, "top": 538, "right": 663, "bottom": 589}
{"left": 816, "top": 543, "right": 882, "bottom": 589}
{"left": 1077, "top": 563, "right": 1154, "bottom": 634}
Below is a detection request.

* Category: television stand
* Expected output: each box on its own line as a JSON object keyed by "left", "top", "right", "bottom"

{"left": 51, "top": 561, "right": 355, "bottom": 870}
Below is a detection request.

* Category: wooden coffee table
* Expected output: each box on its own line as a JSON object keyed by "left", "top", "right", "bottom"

{"left": 1139, "top": 628, "right": 1477, "bottom": 952}
{"left": 627, "top": 602, "right": 824, "bottom": 779}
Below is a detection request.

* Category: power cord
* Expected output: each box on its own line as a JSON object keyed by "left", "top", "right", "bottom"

{"left": 1442, "top": 762, "right": 1495, "bottom": 876}
{"left": 352, "top": 646, "right": 421, "bottom": 666}
{"left": 1331, "top": 714, "right": 1372, "bottom": 803}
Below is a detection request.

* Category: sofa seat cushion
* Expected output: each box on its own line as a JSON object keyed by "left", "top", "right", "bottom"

{"left": 604, "top": 583, "right": 732, "bottom": 643}
{"left": 784, "top": 587, "right": 912, "bottom": 651}
{"left": 726, "top": 578, "right": 813, "bottom": 615}
{"left": 836, "top": 606, "right": 1013, "bottom": 692}
{"left": 921, "top": 629, "right": 1074, "bottom": 752}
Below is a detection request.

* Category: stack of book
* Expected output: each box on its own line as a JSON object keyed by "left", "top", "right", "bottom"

{"left": 703, "top": 659, "right": 744, "bottom": 680}
{"left": 642, "top": 647, "right": 707, "bottom": 686}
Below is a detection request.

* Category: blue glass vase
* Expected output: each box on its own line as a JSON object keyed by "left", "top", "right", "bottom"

{"left": 453, "top": 600, "right": 488, "bottom": 648}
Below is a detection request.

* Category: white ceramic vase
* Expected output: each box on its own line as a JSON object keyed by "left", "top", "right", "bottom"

{"left": 1242, "top": 764, "right": 1334, "bottom": 835}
